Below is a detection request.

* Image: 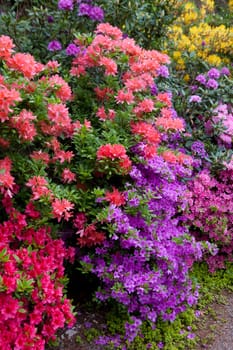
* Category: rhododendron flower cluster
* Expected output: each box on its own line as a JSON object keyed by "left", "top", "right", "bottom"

{"left": 212, "top": 103, "right": 233, "bottom": 147}
{"left": 70, "top": 23, "right": 188, "bottom": 166}
{"left": 57, "top": 0, "right": 104, "bottom": 21}
{"left": 78, "top": 2, "right": 104, "bottom": 21}
{"left": 185, "top": 169, "right": 233, "bottom": 272}
{"left": 96, "top": 144, "right": 132, "bottom": 174}
{"left": 0, "top": 200, "right": 75, "bottom": 350}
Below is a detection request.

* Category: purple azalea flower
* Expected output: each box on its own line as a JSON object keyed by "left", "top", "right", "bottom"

{"left": 156, "top": 65, "right": 169, "bottom": 78}
{"left": 191, "top": 141, "right": 207, "bottom": 157}
{"left": 58, "top": 0, "right": 74, "bottom": 11}
{"left": 66, "top": 43, "right": 80, "bottom": 56}
{"left": 207, "top": 68, "right": 220, "bottom": 79}
{"left": 195, "top": 74, "right": 206, "bottom": 84}
{"left": 78, "top": 3, "right": 104, "bottom": 20}
{"left": 150, "top": 84, "right": 158, "bottom": 95}
{"left": 206, "top": 78, "right": 218, "bottom": 89}
{"left": 189, "top": 95, "right": 202, "bottom": 103}
{"left": 190, "top": 85, "right": 198, "bottom": 92}
{"left": 221, "top": 67, "right": 230, "bottom": 76}
{"left": 47, "top": 40, "right": 62, "bottom": 51}
{"left": 47, "top": 15, "right": 54, "bottom": 23}
{"left": 187, "top": 333, "right": 196, "bottom": 339}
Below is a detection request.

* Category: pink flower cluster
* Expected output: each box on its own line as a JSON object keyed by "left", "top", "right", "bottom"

{"left": 97, "top": 144, "right": 132, "bottom": 174}
{"left": 71, "top": 23, "right": 187, "bottom": 165}
{"left": 0, "top": 36, "right": 93, "bottom": 225}
{"left": 212, "top": 103, "right": 233, "bottom": 146}
{"left": 186, "top": 169, "right": 233, "bottom": 272}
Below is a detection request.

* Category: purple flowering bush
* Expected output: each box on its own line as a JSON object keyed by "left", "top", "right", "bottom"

{"left": 80, "top": 154, "right": 202, "bottom": 343}
{"left": 170, "top": 65, "right": 233, "bottom": 174}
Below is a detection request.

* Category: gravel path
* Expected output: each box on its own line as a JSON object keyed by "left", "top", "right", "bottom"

{"left": 195, "top": 290, "right": 233, "bottom": 350}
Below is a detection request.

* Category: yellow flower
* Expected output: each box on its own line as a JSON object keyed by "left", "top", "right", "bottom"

{"left": 173, "top": 51, "right": 182, "bottom": 60}
{"left": 183, "top": 74, "right": 190, "bottom": 82}
{"left": 181, "top": 2, "right": 198, "bottom": 25}
{"left": 167, "top": 0, "right": 233, "bottom": 69}
{"left": 206, "top": 54, "right": 222, "bottom": 66}
{"left": 183, "top": 11, "right": 198, "bottom": 25}
{"left": 229, "top": 0, "right": 233, "bottom": 11}
{"left": 176, "top": 58, "right": 185, "bottom": 70}
{"left": 223, "top": 57, "right": 230, "bottom": 64}
{"left": 199, "top": 8, "right": 207, "bottom": 19}
{"left": 200, "top": 0, "right": 215, "bottom": 12}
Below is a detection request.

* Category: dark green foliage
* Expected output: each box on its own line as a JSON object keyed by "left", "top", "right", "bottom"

{"left": 97, "top": 0, "right": 182, "bottom": 49}
{"left": 0, "top": 0, "right": 181, "bottom": 65}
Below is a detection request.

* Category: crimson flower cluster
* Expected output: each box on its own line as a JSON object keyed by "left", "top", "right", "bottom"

{"left": 0, "top": 197, "right": 75, "bottom": 350}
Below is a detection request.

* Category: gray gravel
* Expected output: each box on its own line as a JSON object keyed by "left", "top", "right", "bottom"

{"left": 209, "top": 295, "right": 233, "bottom": 350}
{"left": 195, "top": 290, "right": 233, "bottom": 350}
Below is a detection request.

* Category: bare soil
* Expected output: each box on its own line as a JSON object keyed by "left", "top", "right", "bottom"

{"left": 195, "top": 290, "right": 233, "bottom": 350}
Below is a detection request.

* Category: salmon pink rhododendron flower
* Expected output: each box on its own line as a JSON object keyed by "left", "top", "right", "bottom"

{"left": 52, "top": 198, "right": 74, "bottom": 222}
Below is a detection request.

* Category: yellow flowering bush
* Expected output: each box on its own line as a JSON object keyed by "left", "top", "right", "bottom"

{"left": 166, "top": 0, "right": 233, "bottom": 71}
{"left": 230, "top": 0, "right": 233, "bottom": 11}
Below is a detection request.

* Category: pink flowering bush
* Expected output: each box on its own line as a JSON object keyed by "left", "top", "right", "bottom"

{"left": 212, "top": 103, "right": 233, "bottom": 148}
{"left": 0, "top": 206, "right": 75, "bottom": 350}
{"left": 186, "top": 169, "right": 233, "bottom": 272}
{"left": 167, "top": 65, "right": 233, "bottom": 273}
{"left": 0, "top": 36, "right": 78, "bottom": 349}
{"left": 63, "top": 23, "right": 205, "bottom": 344}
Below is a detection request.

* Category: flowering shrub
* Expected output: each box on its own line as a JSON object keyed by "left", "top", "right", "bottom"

{"left": 60, "top": 23, "right": 204, "bottom": 343}
{"left": 186, "top": 169, "right": 233, "bottom": 272}
{"left": 165, "top": 62, "right": 233, "bottom": 274}
{"left": 0, "top": 36, "right": 79, "bottom": 349}
{"left": 0, "top": 21, "right": 206, "bottom": 346}
{"left": 166, "top": 0, "right": 233, "bottom": 72}
{"left": 0, "top": 0, "right": 233, "bottom": 348}
{"left": 4, "top": 16, "right": 232, "bottom": 347}
{"left": 81, "top": 155, "right": 202, "bottom": 345}
{"left": 169, "top": 65, "right": 233, "bottom": 174}
{"left": 0, "top": 205, "right": 75, "bottom": 350}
